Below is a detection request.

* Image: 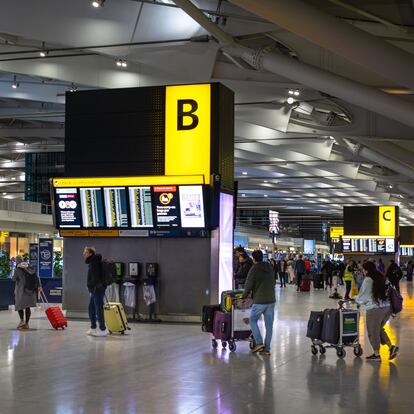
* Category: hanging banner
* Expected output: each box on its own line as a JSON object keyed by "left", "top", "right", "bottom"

{"left": 38, "top": 239, "right": 53, "bottom": 278}
{"left": 29, "top": 243, "right": 39, "bottom": 272}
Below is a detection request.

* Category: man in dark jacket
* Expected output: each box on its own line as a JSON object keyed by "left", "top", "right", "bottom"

{"left": 242, "top": 250, "right": 276, "bottom": 356}
{"left": 295, "top": 255, "right": 306, "bottom": 292}
{"left": 83, "top": 246, "right": 108, "bottom": 337}
{"left": 235, "top": 252, "right": 253, "bottom": 288}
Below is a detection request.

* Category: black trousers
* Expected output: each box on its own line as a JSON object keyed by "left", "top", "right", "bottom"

{"left": 279, "top": 272, "right": 287, "bottom": 286}
{"left": 296, "top": 273, "right": 304, "bottom": 290}
{"left": 18, "top": 308, "right": 31, "bottom": 323}
{"left": 345, "top": 281, "right": 352, "bottom": 299}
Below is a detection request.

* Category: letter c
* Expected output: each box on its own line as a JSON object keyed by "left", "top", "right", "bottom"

{"left": 383, "top": 210, "right": 392, "bottom": 221}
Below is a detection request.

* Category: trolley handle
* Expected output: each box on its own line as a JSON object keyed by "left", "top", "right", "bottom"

{"left": 338, "top": 299, "right": 356, "bottom": 309}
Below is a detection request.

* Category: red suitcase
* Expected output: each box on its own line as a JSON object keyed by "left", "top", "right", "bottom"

{"left": 300, "top": 279, "right": 311, "bottom": 292}
{"left": 40, "top": 291, "right": 68, "bottom": 330}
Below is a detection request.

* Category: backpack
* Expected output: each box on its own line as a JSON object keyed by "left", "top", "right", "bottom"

{"left": 388, "top": 285, "right": 403, "bottom": 315}
{"left": 101, "top": 259, "right": 116, "bottom": 287}
{"left": 24, "top": 269, "right": 40, "bottom": 293}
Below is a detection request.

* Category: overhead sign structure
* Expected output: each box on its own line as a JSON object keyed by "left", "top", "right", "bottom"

{"left": 330, "top": 226, "right": 344, "bottom": 239}
{"left": 379, "top": 206, "right": 396, "bottom": 237}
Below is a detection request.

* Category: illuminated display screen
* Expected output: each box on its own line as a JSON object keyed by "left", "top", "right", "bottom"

{"left": 342, "top": 237, "right": 396, "bottom": 253}
{"left": 179, "top": 185, "right": 205, "bottom": 228}
{"left": 55, "top": 188, "right": 81, "bottom": 228}
{"left": 80, "top": 188, "right": 105, "bottom": 228}
{"left": 104, "top": 187, "right": 129, "bottom": 228}
{"left": 129, "top": 187, "right": 153, "bottom": 228}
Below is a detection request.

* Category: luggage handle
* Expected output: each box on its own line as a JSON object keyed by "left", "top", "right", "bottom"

{"left": 38, "top": 289, "right": 50, "bottom": 308}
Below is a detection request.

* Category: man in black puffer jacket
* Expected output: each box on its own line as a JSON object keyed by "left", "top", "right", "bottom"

{"left": 83, "top": 246, "right": 108, "bottom": 337}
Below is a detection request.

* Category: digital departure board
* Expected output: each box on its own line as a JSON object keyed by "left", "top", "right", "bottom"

{"left": 179, "top": 186, "right": 205, "bottom": 228}
{"left": 153, "top": 185, "right": 180, "bottom": 228}
{"left": 80, "top": 188, "right": 105, "bottom": 228}
{"left": 104, "top": 187, "right": 129, "bottom": 228}
{"left": 129, "top": 187, "right": 154, "bottom": 227}
{"left": 342, "top": 237, "right": 396, "bottom": 253}
{"left": 55, "top": 188, "right": 81, "bottom": 228}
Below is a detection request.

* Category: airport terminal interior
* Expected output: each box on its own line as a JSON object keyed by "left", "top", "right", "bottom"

{"left": 1, "top": 0, "right": 414, "bottom": 413}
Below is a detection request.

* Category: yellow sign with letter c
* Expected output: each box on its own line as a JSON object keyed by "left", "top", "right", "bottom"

{"left": 379, "top": 206, "right": 396, "bottom": 237}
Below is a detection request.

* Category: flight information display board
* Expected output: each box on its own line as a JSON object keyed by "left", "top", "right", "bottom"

{"left": 129, "top": 186, "right": 153, "bottom": 228}
{"left": 80, "top": 188, "right": 105, "bottom": 228}
{"left": 53, "top": 182, "right": 209, "bottom": 234}
{"left": 342, "top": 238, "right": 395, "bottom": 253}
{"left": 55, "top": 188, "right": 82, "bottom": 228}
{"left": 104, "top": 187, "right": 129, "bottom": 228}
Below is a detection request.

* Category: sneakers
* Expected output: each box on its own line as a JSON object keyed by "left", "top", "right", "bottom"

{"left": 389, "top": 345, "right": 399, "bottom": 361}
{"left": 259, "top": 350, "right": 271, "bottom": 356}
{"left": 86, "top": 328, "right": 96, "bottom": 336}
{"left": 92, "top": 329, "right": 109, "bottom": 337}
{"left": 251, "top": 343, "right": 265, "bottom": 353}
{"left": 366, "top": 354, "right": 381, "bottom": 361}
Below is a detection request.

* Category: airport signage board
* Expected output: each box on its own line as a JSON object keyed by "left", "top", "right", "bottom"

{"left": 343, "top": 206, "right": 398, "bottom": 238}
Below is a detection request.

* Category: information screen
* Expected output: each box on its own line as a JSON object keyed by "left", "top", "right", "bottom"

{"left": 80, "top": 188, "right": 105, "bottom": 228}
{"left": 385, "top": 239, "right": 395, "bottom": 253}
{"left": 153, "top": 186, "right": 180, "bottom": 228}
{"left": 342, "top": 237, "right": 396, "bottom": 253}
{"left": 104, "top": 187, "right": 129, "bottom": 228}
{"left": 179, "top": 185, "right": 205, "bottom": 228}
{"left": 55, "top": 188, "right": 81, "bottom": 228}
{"left": 129, "top": 187, "right": 154, "bottom": 228}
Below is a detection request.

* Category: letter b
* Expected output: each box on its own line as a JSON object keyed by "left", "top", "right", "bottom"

{"left": 177, "top": 99, "right": 199, "bottom": 130}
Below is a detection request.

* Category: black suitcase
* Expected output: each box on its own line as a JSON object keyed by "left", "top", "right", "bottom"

{"left": 321, "top": 309, "right": 340, "bottom": 344}
{"left": 202, "top": 304, "right": 221, "bottom": 333}
{"left": 306, "top": 311, "right": 324, "bottom": 340}
{"left": 313, "top": 273, "right": 324, "bottom": 289}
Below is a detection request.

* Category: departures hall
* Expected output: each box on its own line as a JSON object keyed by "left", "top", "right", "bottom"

{"left": 1, "top": 0, "right": 414, "bottom": 413}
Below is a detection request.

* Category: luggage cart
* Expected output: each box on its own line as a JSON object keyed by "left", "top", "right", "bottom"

{"left": 311, "top": 300, "right": 363, "bottom": 358}
{"left": 212, "top": 298, "right": 255, "bottom": 352}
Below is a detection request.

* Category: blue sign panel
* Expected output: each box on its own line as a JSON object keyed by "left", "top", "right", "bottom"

{"left": 38, "top": 239, "right": 53, "bottom": 278}
{"left": 29, "top": 243, "right": 38, "bottom": 272}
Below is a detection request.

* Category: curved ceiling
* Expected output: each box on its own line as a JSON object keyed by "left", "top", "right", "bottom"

{"left": 0, "top": 0, "right": 414, "bottom": 225}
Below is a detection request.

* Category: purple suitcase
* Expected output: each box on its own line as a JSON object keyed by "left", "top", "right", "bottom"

{"left": 213, "top": 311, "right": 231, "bottom": 340}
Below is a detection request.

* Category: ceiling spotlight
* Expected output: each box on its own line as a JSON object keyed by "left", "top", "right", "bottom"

{"left": 2, "top": 192, "right": 6, "bottom": 196}
{"left": 242, "top": 171, "right": 248, "bottom": 175}
{"left": 40, "top": 42, "right": 48, "bottom": 57}
{"left": 11, "top": 177, "right": 16, "bottom": 181}
{"left": 264, "top": 194, "right": 268, "bottom": 198}
{"left": 264, "top": 180, "right": 268, "bottom": 183}
{"left": 11, "top": 75, "right": 19, "bottom": 89}
{"left": 116, "top": 58, "right": 127, "bottom": 68}
{"left": 288, "top": 89, "right": 294, "bottom": 95}
{"left": 287, "top": 97, "right": 295, "bottom": 105}
{"left": 241, "top": 194, "right": 246, "bottom": 197}
{"left": 92, "top": 0, "right": 105, "bottom": 7}
{"left": 68, "top": 83, "right": 78, "bottom": 93}
{"left": 293, "top": 89, "right": 300, "bottom": 96}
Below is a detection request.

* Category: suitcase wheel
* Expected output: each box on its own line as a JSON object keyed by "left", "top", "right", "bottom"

{"left": 229, "top": 340, "right": 236, "bottom": 352}
{"left": 212, "top": 339, "right": 218, "bottom": 349}
{"left": 222, "top": 341, "right": 227, "bottom": 349}
{"left": 311, "top": 345, "right": 318, "bottom": 355}
{"left": 121, "top": 331, "right": 125, "bottom": 335}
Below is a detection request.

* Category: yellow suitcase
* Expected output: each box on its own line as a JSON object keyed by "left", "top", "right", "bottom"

{"left": 103, "top": 302, "right": 130, "bottom": 334}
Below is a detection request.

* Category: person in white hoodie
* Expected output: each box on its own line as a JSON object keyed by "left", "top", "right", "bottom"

{"left": 355, "top": 260, "right": 399, "bottom": 361}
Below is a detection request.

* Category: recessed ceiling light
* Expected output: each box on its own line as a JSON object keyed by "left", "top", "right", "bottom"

{"left": 287, "top": 97, "right": 295, "bottom": 105}
{"left": 92, "top": 0, "right": 105, "bottom": 7}
{"left": 241, "top": 194, "right": 246, "bottom": 197}
{"left": 264, "top": 194, "right": 268, "bottom": 197}
{"left": 11, "top": 75, "right": 19, "bottom": 89}
{"left": 11, "top": 177, "right": 16, "bottom": 180}
{"left": 242, "top": 171, "right": 248, "bottom": 175}
{"left": 264, "top": 180, "right": 268, "bottom": 183}
{"left": 2, "top": 192, "right": 7, "bottom": 196}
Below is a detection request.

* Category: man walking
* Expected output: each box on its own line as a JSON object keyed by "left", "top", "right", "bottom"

{"left": 242, "top": 250, "right": 276, "bottom": 356}
{"left": 83, "top": 246, "right": 109, "bottom": 337}
{"left": 295, "top": 254, "right": 306, "bottom": 292}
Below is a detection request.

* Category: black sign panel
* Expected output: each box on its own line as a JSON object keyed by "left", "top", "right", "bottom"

{"left": 344, "top": 206, "right": 378, "bottom": 236}
{"left": 55, "top": 188, "right": 82, "bottom": 228}
{"left": 152, "top": 186, "right": 180, "bottom": 228}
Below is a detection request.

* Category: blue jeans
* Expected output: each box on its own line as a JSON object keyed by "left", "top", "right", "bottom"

{"left": 88, "top": 286, "right": 106, "bottom": 331}
{"left": 250, "top": 303, "right": 275, "bottom": 352}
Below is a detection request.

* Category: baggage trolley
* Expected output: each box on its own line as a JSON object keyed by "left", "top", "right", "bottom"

{"left": 212, "top": 298, "right": 255, "bottom": 352}
{"left": 311, "top": 300, "right": 363, "bottom": 358}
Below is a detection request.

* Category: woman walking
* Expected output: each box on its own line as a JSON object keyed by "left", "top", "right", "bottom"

{"left": 355, "top": 261, "right": 399, "bottom": 361}
{"left": 12, "top": 255, "right": 40, "bottom": 330}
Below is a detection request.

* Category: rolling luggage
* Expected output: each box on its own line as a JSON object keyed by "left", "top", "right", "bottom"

{"left": 306, "top": 311, "right": 324, "bottom": 340}
{"left": 313, "top": 273, "right": 324, "bottom": 289}
{"left": 104, "top": 302, "right": 130, "bottom": 334}
{"left": 213, "top": 311, "right": 231, "bottom": 340}
{"left": 300, "top": 279, "right": 311, "bottom": 292}
{"left": 202, "top": 304, "right": 221, "bottom": 333}
{"left": 40, "top": 291, "right": 68, "bottom": 330}
{"left": 220, "top": 289, "right": 244, "bottom": 313}
{"left": 321, "top": 308, "right": 340, "bottom": 344}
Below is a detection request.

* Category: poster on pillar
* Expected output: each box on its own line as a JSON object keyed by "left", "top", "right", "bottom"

{"left": 38, "top": 239, "right": 53, "bottom": 278}
{"left": 29, "top": 243, "right": 39, "bottom": 273}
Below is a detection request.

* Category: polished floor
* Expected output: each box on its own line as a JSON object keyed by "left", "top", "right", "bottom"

{"left": 1, "top": 282, "right": 414, "bottom": 414}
